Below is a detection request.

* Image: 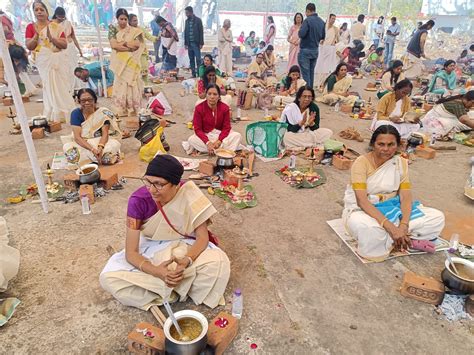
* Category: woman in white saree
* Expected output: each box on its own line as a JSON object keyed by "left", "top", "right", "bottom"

{"left": 52, "top": 7, "right": 83, "bottom": 92}
{"left": 62, "top": 89, "right": 122, "bottom": 165}
{"left": 342, "top": 125, "right": 445, "bottom": 261}
{"left": 100, "top": 155, "right": 230, "bottom": 309}
{"left": 25, "top": 1, "right": 75, "bottom": 122}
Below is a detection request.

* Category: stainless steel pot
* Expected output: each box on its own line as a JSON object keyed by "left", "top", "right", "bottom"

{"left": 32, "top": 116, "right": 48, "bottom": 128}
{"left": 164, "top": 310, "right": 208, "bottom": 355}
{"left": 441, "top": 257, "right": 474, "bottom": 295}
{"left": 76, "top": 164, "right": 101, "bottom": 185}
{"left": 215, "top": 149, "right": 236, "bottom": 169}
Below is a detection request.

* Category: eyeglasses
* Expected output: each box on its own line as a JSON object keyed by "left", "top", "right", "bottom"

{"left": 79, "top": 98, "right": 94, "bottom": 104}
{"left": 141, "top": 178, "right": 170, "bottom": 190}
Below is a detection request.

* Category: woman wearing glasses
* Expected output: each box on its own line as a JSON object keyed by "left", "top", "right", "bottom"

{"left": 62, "top": 88, "right": 122, "bottom": 165}
{"left": 100, "top": 154, "right": 230, "bottom": 310}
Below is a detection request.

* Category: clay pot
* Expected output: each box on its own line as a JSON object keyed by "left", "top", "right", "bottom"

{"left": 441, "top": 257, "right": 474, "bottom": 295}
{"left": 163, "top": 310, "right": 208, "bottom": 355}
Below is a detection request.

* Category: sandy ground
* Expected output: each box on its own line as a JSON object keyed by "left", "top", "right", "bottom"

{"left": 0, "top": 62, "right": 473, "bottom": 354}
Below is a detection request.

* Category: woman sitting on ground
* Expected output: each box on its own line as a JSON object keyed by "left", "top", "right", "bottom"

{"left": 185, "top": 84, "right": 242, "bottom": 155}
{"left": 196, "top": 66, "right": 232, "bottom": 107}
{"left": 273, "top": 65, "right": 306, "bottom": 107}
{"left": 340, "top": 40, "right": 365, "bottom": 73}
{"left": 244, "top": 31, "right": 258, "bottom": 55}
{"left": 342, "top": 125, "right": 445, "bottom": 261}
{"left": 422, "top": 91, "right": 474, "bottom": 138}
{"left": 246, "top": 52, "right": 268, "bottom": 88}
{"left": 62, "top": 88, "right": 122, "bottom": 165}
{"left": 363, "top": 47, "right": 384, "bottom": 73}
{"left": 371, "top": 79, "right": 420, "bottom": 139}
{"left": 100, "top": 154, "right": 230, "bottom": 310}
{"left": 364, "top": 44, "right": 376, "bottom": 60}
{"left": 428, "top": 60, "right": 457, "bottom": 96}
{"left": 377, "top": 60, "right": 405, "bottom": 99}
{"left": 280, "top": 86, "right": 333, "bottom": 149}
{"left": 198, "top": 54, "right": 222, "bottom": 78}
{"left": 262, "top": 44, "right": 278, "bottom": 86}
{"left": 316, "top": 63, "right": 358, "bottom": 106}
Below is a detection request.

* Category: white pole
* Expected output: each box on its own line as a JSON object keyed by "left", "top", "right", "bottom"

{"left": 0, "top": 31, "right": 49, "bottom": 213}
{"left": 93, "top": 0, "right": 108, "bottom": 98}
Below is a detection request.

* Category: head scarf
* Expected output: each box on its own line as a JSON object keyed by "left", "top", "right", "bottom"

{"left": 145, "top": 155, "right": 184, "bottom": 185}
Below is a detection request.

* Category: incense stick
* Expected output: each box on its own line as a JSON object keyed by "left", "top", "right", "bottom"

{"left": 445, "top": 251, "right": 460, "bottom": 276}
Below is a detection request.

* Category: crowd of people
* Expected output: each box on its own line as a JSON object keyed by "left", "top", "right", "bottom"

{"left": 0, "top": 1, "right": 472, "bottom": 313}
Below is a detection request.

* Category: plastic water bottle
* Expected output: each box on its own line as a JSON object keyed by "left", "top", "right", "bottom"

{"left": 334, "top": 100, "right": 340, "bottom": 112}
{"left": 237, "top": 107, "right": 241, "bottom": 119}
{"left": 231, "top": 289, "right": 243, "bottom": 319}
{"left": 264, "top": 107, "right": 269, "bottom": 119}
{"left": 289, "top": 153, "right": 296, "bottom": 169}
{"left": 81, "top": 194, "right": 91, "bottom": 215}
{"left": 430, "top": 132, "right": 436, "bottom": 146}
{"left": 448, "top": 234, "right": 459, "bottom": 253}
{"left": 97, "top": 80, "right": 103, "bottom": 97}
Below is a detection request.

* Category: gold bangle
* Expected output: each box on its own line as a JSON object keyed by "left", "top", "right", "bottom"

{"left": 97, "top": 144, "right": 105, "bottom": 149}
{"left": 380, "top": 217, "right": 388, "bottom": 229}
{"left": 138, "top": 259, "right": 150, "bottom": 272}
{"left": 400, "top": 221, "right": 409, "bottom": 227}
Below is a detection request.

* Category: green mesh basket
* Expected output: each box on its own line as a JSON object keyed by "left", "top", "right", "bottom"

{"left": 246, "top": 121, "right": 288, "bottom": 158}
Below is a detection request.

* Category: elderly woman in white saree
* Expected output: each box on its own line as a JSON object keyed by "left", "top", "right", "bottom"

{"left": 100, "top": 155, "right": 230, "bottom": 310}
{"left": 280, "top": 86, "right": 333, "bottom": 149}
{"left": 316, "top": 63, "right": 358, "bottom": 106}
{"left": 52, "top": 7, "right": 83, "bottom": 92}
{"left": 25, "top": 1, "right": 75, "bottom": 122}
{"left": 62, "top": 89, "right": 122, "bottom": 165}
{"left": 342, "top": 125, "right": 445, "bottom": 261}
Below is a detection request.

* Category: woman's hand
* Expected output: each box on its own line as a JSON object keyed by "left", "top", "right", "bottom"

{"left": 151, "top": 259, "right": 185, "bottom": 287}
{"left": 206, "top": 141, "right": 215, "bottom": 155}
{"left": 386, "top": 223, "right": 411, "bottom": 251}
{"left": 307, "top": 112, "right": 316, "bottom": 126}
{"left": 214, "top": 140, "right": 222, "bottom": 149}
{"left": 46, "top": 25, "right": 53, "bottom": 42}
{"left": 390, "top": 116, "right": 403, "bottom": 123}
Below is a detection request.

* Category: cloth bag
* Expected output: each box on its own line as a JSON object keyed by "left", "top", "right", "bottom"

{"left": 246, "top": 121, "right": 288, "bottom": 158}
{"left": 138, "top": 126, "right": 166, "bottom": 162}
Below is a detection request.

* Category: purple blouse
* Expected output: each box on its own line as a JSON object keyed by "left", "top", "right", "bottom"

{"left": 127, "top": 186, "right": 158, "bottom": 221}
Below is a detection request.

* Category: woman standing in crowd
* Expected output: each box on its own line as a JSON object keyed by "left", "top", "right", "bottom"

{"left": 25, "top": 1, "right": 75, "bottom": 122}
{"left": 264, "top": 16, "right": 276, "bottom": 47}
{"left": 342, "top": 125, "right": 445, "bottom": 261}
{"left": 52, "top": 7, "right": 83, "bottom": 92}
{"left": 244, "top": 31, "right": 258, "bottom": 55}
{"left": 287, "top": 13, "right": 303, "bottom": 70}
{"left": 218, "top": 19, "right": 233, "bottom": 75}
{"left": 155, "top": 15, "right": 179, "bottom": 73}
{"left": 128, "top": 13, "right": 159, "bottom": 83}
{"left": 109, "top": 8, "right": 145, "bottom": 117}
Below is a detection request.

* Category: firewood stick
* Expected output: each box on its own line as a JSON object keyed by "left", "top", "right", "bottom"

{"left": 150, "top": 305, "right": 166, "bottom": 328}
{"left": 431, "top": 145, "right": 456, "bottom": 151}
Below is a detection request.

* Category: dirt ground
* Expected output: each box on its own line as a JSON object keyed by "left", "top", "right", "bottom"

{"left": 0, "top": 62, "right": 473, "bottom": 354}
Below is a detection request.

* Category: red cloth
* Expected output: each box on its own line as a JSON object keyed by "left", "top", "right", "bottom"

{"left": 149, "top": 98, "right": 165, "bottom": 116}
{"left": 193, "top": 100, "right": 231, "bottom": 144}
{"left": 25, "top": 23, "right": 66, "bottom": 39}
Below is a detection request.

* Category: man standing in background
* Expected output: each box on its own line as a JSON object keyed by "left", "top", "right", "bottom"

{"left": 298, "top": 3, "right": 325, "bottom": 88}
{"left": 351, "top": 14, "right": 366, "bottom": 45}
{"left": 151, "top": 10, "right": 161, "bottom": 63}
{"left": 184, "top": 6, "right": 204, "bottom": 78}
{"left": 384, "top": 17, "right": 401, "bottom": 66}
